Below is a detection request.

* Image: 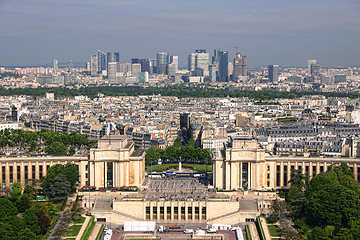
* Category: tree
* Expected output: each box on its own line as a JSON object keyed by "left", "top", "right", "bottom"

{"left": 23, "top": 185, "right": 35, "bottom": 199}
{"left": 305, "top": 163, "right": 360, "bottom": 227}
{"left": 187, "top": 138, "right": 195, "bottom": 148}
{"left": 35, "top": 205, "right": 51, "bottom": 234}
{"left": 145, "top": 147, "right": 159, "bottom": 165}
{"left": 62, "top": 163, "right": 79, "bottom": 187}
{"left": 23, "top": 207, "right": 41, "bottom": 234}
{"left": 45, "top": 142, "right": 68, "bottom": 155}
{"left": 17, "top": 229, "right": 37, "bottom": 240}
{"left": 29, "top": 141, "right": 36, "bottom": 152}
{"left": 286, "top": 169, "right": 308, "bottom": 214}
{"left": 42, "top": 164, "right": 64, "bottom": 191}
{"left": 0, "top": 198, "right": 18, "bottom": 220}
{"left": 10, "top": 182, "right": 22, "bottom": 202}
{"left": 48, "top": 174, "right": 71, "bottom": 203}
{"left": 173, "top": 137, "right": 182, "bottom": 148}
{"left": 16, "top": 194, "right": 32, "bottom": 213}
{"left": 69, "top": 146, "right": 75, "bottom": 155}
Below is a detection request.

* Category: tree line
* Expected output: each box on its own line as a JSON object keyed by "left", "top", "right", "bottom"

{"left": 0, "top": 129, "right": 97, "bottom": 155}
{"left": 145, "top": 138, "right": 212, "bottom": 165}
{"left": 0, "top": 163, "right": 79, "bottom": 240}
{"left": 1, "top": 85, "right": 360, "bottom": 100}
{"left": 273, "top": 163, "right": 360, "bottom": 239}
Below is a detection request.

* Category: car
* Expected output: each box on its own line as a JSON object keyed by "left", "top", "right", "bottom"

{"left": 207, "top": 228, "right": 217, "bottom": 233}
{"left": 184, "top": 229, "right": 194, "bottom": 234}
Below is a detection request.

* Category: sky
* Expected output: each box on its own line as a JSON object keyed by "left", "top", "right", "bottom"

{"left": 0, "top": 0, "right": 360, "bottom": 67}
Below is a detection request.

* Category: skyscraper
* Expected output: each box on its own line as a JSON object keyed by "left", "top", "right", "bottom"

{"left": 108, "top": 62, "right": 117, "bottom": 84}
{"left": 308, "top": 59, "right": 317, "bottom": 75}
{"left": 168, "top": 56, "right": 178, "bottom": 77}
{"left": 156, "top": 52, "right": 169, "bottom": 74}
{"left": 188, "top": 53, "right": 196, "bottom": 72}
{"left": 97, "top": 50, "right": 106, "bottom": 74}
{"left": 212, "top": 49, "right": 220, "bottom": 64}
{"left": 53, "top": 59, "right": 59, "bottom": 72}
{"left": 268, "top": 65, "right": 279, "bottom": 83}
{"left": 209, "top": 64, "right": 217, "bottom": 83}
{"left": 233, "top": 52, "right": 247, "bottom": 80}
{"left": 107, "top": 52, "right": 120, "bottom": 63}
{"left": 132, "top": 63, "right": 141, "bottom": 78}
{"left": 311, "top": 63, "right": 320, "bottom": 77}
{"left": 218, "top": 51, "right": 228, "bottom": 82}
{"left": 170, "top": 56, "right": 178, "bottom": 72}
{"left": 188, "top": 51, "right": 210, "bottom": 76}
{"left": 90, "top": 54, "right": 98, "bottom": 76}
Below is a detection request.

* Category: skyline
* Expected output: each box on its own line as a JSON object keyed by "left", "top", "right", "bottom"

{"left": 0, "top": 0, "right": 360, "bottom": 67}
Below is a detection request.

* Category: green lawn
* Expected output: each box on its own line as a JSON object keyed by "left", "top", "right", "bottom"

{"left": 146, "top": 163, "right": 212, "bottom": 172}
{"left": 66, "top": 225, "right": 82, "bottom": 237}
{"left": 268, "top": 225, "right": 281, "bottom": 237}
{"left": 73, "top": 216, "right": 86, "bottom": 224}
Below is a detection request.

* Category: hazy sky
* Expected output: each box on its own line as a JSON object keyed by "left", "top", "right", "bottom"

{"left": 0, "top": 0, "right": 359, "bottom": 67}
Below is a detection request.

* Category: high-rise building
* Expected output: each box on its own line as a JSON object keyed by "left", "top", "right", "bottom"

{"left": 209, "top": 64, "right": 217, "bottom": 83}
{"left": 107, "top": 52, "right": 120, "bottom": 63}
{"left": 90, "top": 54, "right": 98, "bottom": 76}
{"left": 170, "top": 56, "right": 178, "bottom": 73}
{"left": 188, "top": 51, "right": 210, "bottom": 76}
{"left": 11, "top": 106, "right": 18, "bottom": 122}
{"left": 180, "top": 113, "right": 190, "bottom": 130}
{"left": 233, "top": 52, "right": 247, "bottom": 80}
{"left": 108, "top": 62, "right": 118, "bottom": 84}
{"left": 308, "top": 59, "right": 317, "bottom": 75}
{"left": 53, "top": 59, "right": 59, "bottom": 72}
{"left": 97, "top": 50, "right": 106, "bottom": 74}
{"left": 195, "top": 53, "right": 210, "bottom": 76}
{"left": 311, "top": 63, "right": 320, "bottom": 77}
{"left": 131, "top": 63, "right": 141, "bottom": 78}
{"left": 188, "top": 53, "right": 196, "bottom": 72}
{"left": 195, "top": 49, "right": 206, "bottom": 54}
{"left": 86, "top": 62, "right": 90, "bottom": 71}
{"left": 212, "top": 49, "right": 220, "bottom": 64}
{"left": 268, "top": 65, "right": 279, "bottom": 83}
{"left": 156, "top": 52, "right": 169, "bottom": 74}
{"left": 218, "top": 51, "right": 228, "bottom": 82}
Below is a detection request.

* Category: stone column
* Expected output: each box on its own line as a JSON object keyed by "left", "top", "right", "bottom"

{"left": 35, "top": 161, "right": 40, "bottom": 180}
{"left": 178, "top": 205, "right": 181, "bottom": 221}
{"left": 316, "top": 162, "right": 320, "bottom": 175}
{"left": 20, "top": 162, "right": 25, "bottom": 187}
{"left": 302, "top": 162, "right": 306, "bottom": 174}
{"left": 28, "top": 162, "right": 32, "bottom": 182}
{"left": 13, "top": 162, "right": 17, "bottom": 183}
{"left": 240, "top": 162, "right": 243, "bottom": 188}
{"left": 171, "top": 203, "right": 174, "bottom": 220}
{"left": 287, "top": 162, "right": 291, "bottom": 187}
{"left": 280, "top": 162, "right": 284, "bottom": 187}
{"left": 248, "top": 162, "right": 251, "bottom": 189}
{"left": 150, "top": 204, "right": 153, "bottom": 220}
{"left": 5, "top": 162, "right": 10, "bottom": 187}
{"left": 199, "top": 204, "right": 202, "bottom": 221}
{"left": 354, "top": 163, "right": 358, "bottom": 181}
{"left": 157, "top": 203, "right": 160, "bottom": 221}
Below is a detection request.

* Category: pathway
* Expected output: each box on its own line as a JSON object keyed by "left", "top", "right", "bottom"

{"left": 260, "top": 217, "right": 272, "bottom": 240}
{"left": 248, "top": 222, "right": 260, "bottom": 240}
{"left": 75, "top": 216, "right": 91, "bottom": 240}
{"left": 88, "top": 223, "right": 102, "bottom": 240}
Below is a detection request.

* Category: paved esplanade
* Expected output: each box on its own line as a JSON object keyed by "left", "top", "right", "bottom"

{"left": 146, "top": 178, "right": 222, "bottom": 201}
